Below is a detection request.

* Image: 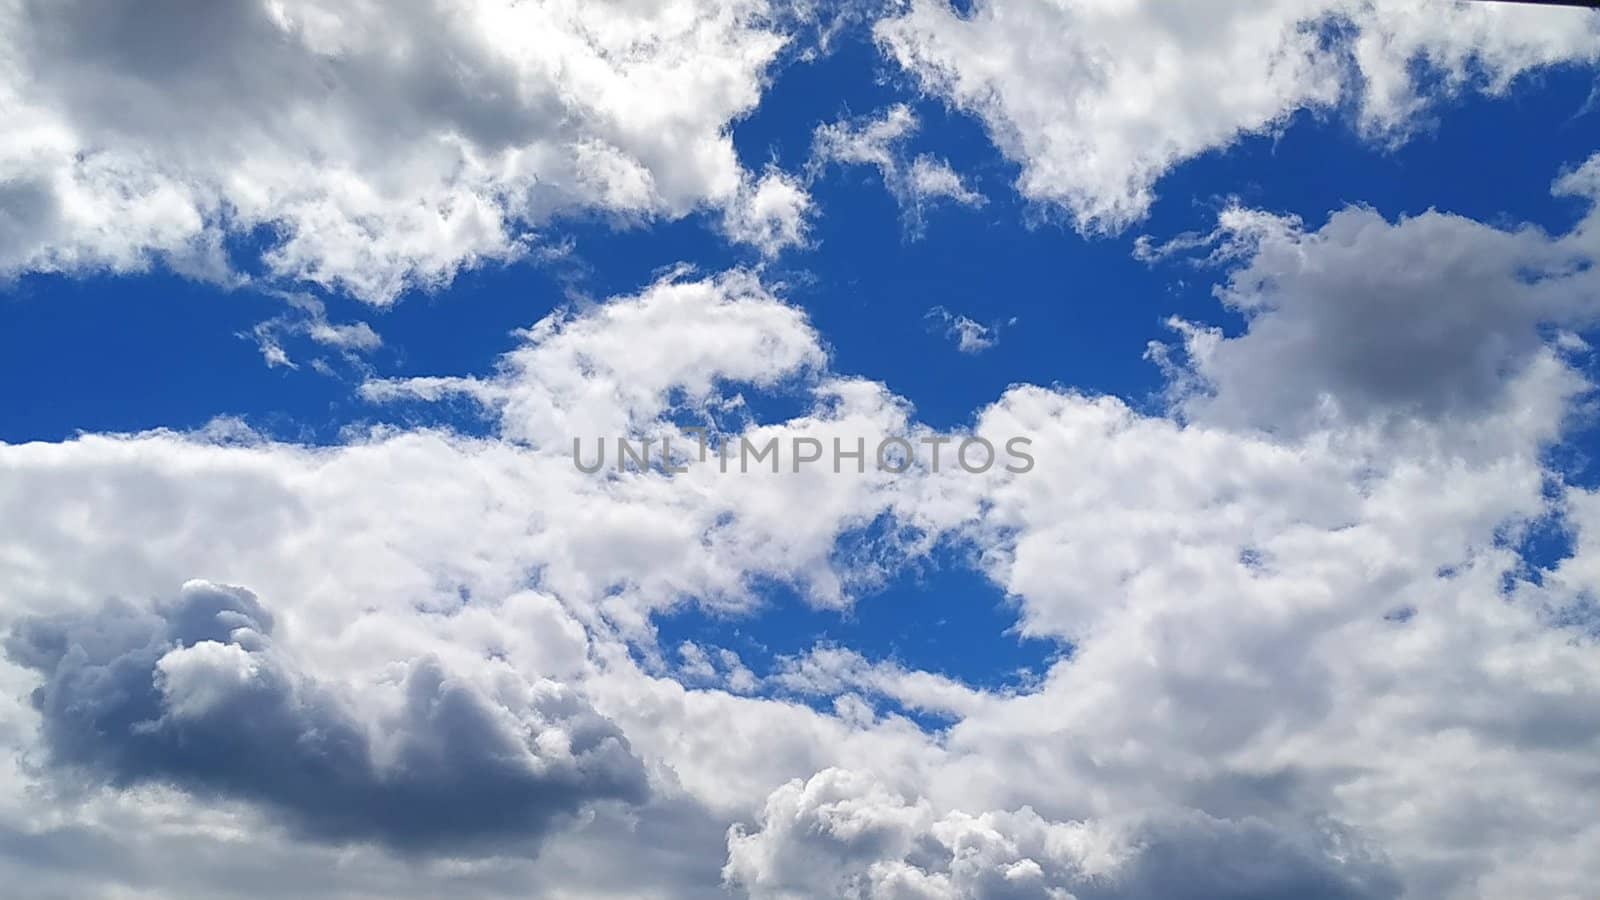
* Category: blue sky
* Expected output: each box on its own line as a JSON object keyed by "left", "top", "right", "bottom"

{"left": 4, "top": 3, "right": 1600, "bottom": 899}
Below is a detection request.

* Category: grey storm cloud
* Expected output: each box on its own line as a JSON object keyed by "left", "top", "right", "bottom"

{"left": 1147, "top": 169, "right": 1600, "bottom": 436}
{"left": 5, "top": 581, "right": 649, "bottom": 854}
{"left": 1098, "top": 812, "right": 1402, "bottom": 900}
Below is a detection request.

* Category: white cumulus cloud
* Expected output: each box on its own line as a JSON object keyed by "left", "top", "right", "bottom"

{"left": 876, "top": 0, "right": 1600, "bottom": 231}
{"left": 0, "top": 0, "right": 808, "bottom": 302}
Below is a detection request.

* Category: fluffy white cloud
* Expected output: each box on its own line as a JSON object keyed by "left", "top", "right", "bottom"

{"left": 723, "top": 169, "right": 816, "bottom": 256}
{"left": 363, "top": 268, "right": 831, "bottom": 444}
{"left": 876, "top": 0, "right": 1600, "bottom": 231}
{"left": 897, "top": 372, "right": 1600, "bottom": 898}
{"left": 0, "top": 0, "right": 807, "bottom": 302}
{"left": 925, "top": 305, "right": 1007, "bottom": 354}
{"left": 725, "top": 769, "right": 1400, "bottom": 900}
{"left": 770, "top": 645, "right": 994, "bottom": 720}
{"left": 247, "top": 290, "right": 384, "bottom": 369}
{"left": 810, "top": 104, "right": 985, "bottom": 233}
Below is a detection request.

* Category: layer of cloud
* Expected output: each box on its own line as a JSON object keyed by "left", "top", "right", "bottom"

{"left": 4, "top": 158, "right": 1600, "bottom": 898}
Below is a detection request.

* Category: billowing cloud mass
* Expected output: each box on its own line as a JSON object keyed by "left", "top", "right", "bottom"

{"left": 5, "top": 3, "right": 1600, "bottom": 899}
{"left": 7, "top": 580, "right": 648, "bottom": 853}
{"left": 877, "top": 0, "right": 1600, "bottom": 230}
{"left": 0, "top": 0, "right": 806, "bottom": 301}
{"left": 5, "top": 151, "right": 1600, "bottom": 897}
{"left": 725, "top": 769, "right": 1401, "bottom": 900}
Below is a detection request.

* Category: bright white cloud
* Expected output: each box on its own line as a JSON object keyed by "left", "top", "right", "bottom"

{"left": 926, "top": 305, "right": 1007, "bottom": 353}
{"left": 810, "top": 104, "right": 985, "bottom": 232}
{"left": 723, "top": 169, "right": 816, "bottom": 256}
{"left": 0, "top": 0, "right": 806, "bottom": 302}
{"left": 876, "top": 0, "right": 1600, "bottom": 231}
{"left": 246, "top": 291, "right": 383, "bottom": 370}
{"left": 361, "top": 268, "right": 830, "bottom": 447}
